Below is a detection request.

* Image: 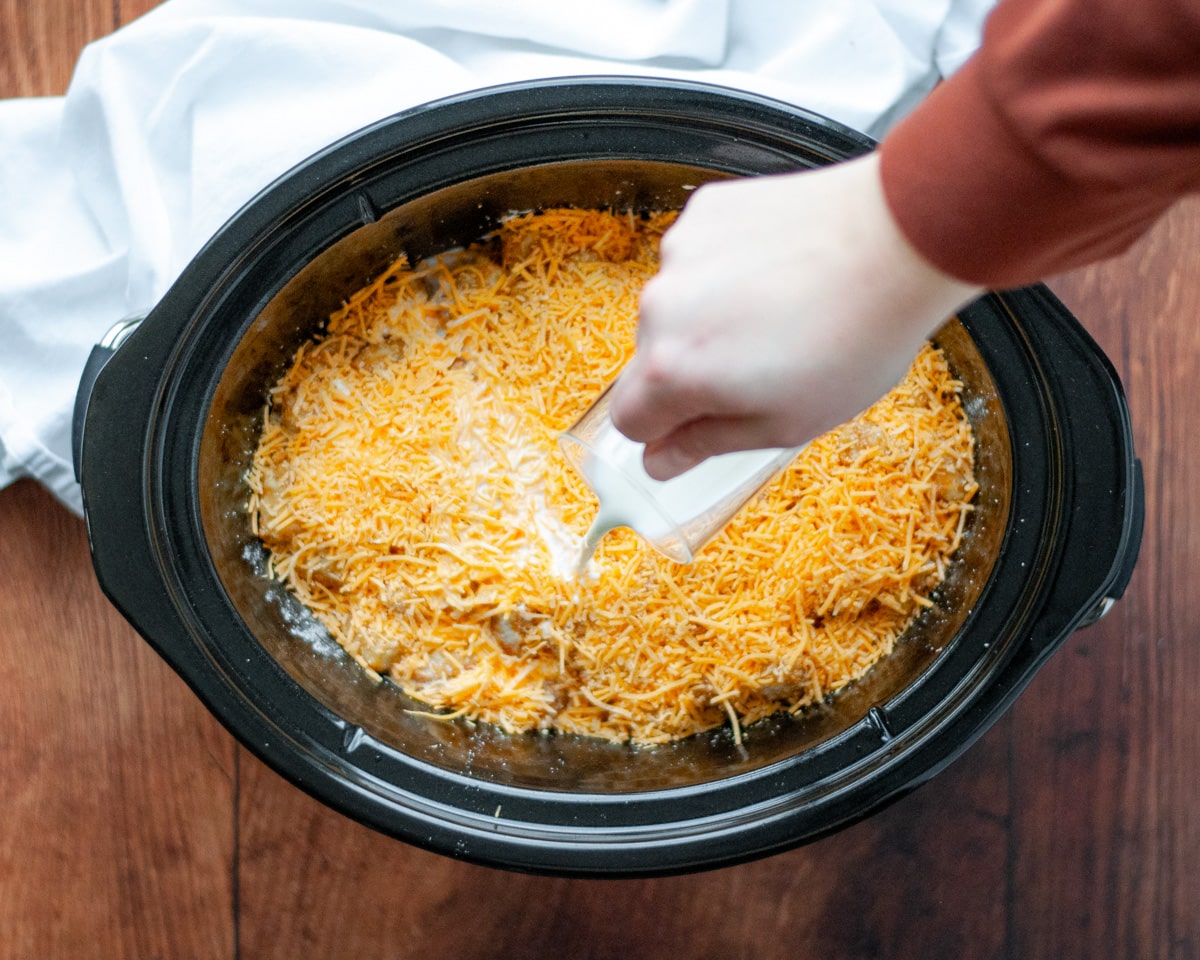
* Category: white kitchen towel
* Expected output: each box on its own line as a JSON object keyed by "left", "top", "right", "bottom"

{"left": 0, "top": 0, "right": 994, "bottom": 513}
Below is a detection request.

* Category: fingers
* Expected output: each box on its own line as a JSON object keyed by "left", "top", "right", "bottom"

{"left": 641, "top": 414, "right": 787, "bottom": 481}
{"left": 608, "top": 350, "right": 699, "bottom": 447}
{"left": 609, "top": 271, "right": 750, "bottom": 445}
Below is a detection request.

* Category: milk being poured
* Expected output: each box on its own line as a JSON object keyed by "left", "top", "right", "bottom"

{"left": 568, "top": 423, "right": 794, "bottom": 571}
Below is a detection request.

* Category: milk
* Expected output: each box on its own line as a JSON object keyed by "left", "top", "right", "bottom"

{"left": 561, "top": 379, "right": 799, "bottom": 571}
{"left": 570, "top": 427, "right": 794, "bottom": 570}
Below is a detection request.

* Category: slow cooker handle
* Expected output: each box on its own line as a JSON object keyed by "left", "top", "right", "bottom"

{"left": 1076, "top": 457, "right": 1144, "bottom": 628}
{"left": 72, "top": 315, "right": 145, "bottom": 483}
{"left": 1008, "top": 284, "right": 1145, "bottom": 653}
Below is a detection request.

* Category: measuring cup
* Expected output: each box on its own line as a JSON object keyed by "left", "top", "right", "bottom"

{"left": 559, "top": 382, "right": 800, "bottom": 564}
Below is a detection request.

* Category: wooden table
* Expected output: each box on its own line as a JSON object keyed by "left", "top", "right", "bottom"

{"left": 3, "top": 5, "right": 1197, "bottom": 958}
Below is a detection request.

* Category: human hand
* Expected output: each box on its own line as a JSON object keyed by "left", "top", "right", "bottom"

{"left": 608, "top": 153, "right": 983, "bottom": 480}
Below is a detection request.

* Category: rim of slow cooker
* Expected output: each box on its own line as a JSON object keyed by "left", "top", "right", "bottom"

{"left": 86, "top": 78, "right": 1124, "bottom": 874}
{"left": 163, "top": 83, "right": 1049, "bottom": 822}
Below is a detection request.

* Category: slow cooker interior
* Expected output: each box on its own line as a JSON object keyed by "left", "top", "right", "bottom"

{"left": 199, "top": 159, "right": 1012, "bottom": 792}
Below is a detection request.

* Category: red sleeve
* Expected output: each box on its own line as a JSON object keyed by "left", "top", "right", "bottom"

{"left": 879, "top": 0, "right": 1200, "bottom": 287}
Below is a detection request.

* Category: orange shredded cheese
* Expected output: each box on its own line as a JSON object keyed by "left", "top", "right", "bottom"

{"left": 246, "top": 208, "right": 978, "bottom": 744}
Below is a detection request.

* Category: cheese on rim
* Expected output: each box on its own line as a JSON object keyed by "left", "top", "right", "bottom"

{"left": 246, "top": 209, "right": 978, "bottom": 744}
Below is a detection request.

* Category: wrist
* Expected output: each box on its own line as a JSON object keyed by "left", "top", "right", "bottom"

{"left": 808, "top": 153, "right": 982, "bottom": 362}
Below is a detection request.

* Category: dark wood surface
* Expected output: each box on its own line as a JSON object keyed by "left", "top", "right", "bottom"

{"left": 2, "top": 5, "right": 1197, "bottom": 958}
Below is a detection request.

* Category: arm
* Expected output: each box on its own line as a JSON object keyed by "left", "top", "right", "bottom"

{"left": 881, "top": 0, "right": 1200, "bottom": 286}
{"left": 612, "top": 0, "right": 1200, "bottom": 478}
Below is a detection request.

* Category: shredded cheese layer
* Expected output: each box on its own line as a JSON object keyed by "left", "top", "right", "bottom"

{"left": 247, "top": 209, "right": 978, "bottom": 744}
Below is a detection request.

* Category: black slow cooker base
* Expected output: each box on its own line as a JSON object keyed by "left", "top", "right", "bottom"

{"left": 77, "top": 79, "right": 1140, "bottom": 874}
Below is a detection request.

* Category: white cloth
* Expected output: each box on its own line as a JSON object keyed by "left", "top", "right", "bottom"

{"left": 0, "top": 0, "right": 994, "bottom": 513}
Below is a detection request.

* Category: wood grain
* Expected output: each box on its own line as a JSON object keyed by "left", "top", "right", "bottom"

{"left": 1011, "top": 199, "right": 1200, "bottom": 959}
{"left": 2, "top": 3, "right": 1198, "bottom": 959}
{"left": 235, "top": 723, "right": 1010, "bottom": 960}
{"left": 0, "top": 0, "right": 113, "bottom": 96}
{"left": 0, "top": 480, "right": 237, "bottom": 959}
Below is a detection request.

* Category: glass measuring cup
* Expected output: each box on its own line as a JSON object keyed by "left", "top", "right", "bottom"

{"left": 559, "top": 382, "right": 800, "bottom": 564}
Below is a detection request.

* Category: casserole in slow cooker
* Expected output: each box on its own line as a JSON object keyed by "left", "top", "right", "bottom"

{"left": 74, "top": 78, "right": 1142, "bottom": 875}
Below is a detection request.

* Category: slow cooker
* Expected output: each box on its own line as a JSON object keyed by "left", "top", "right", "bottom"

{"left": 72, "top": 78, "right": 1143, "bottom": 876}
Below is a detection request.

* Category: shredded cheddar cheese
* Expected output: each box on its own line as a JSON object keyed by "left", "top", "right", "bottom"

{"left": 246, "top": 209, "right": 978, "bottom": 744}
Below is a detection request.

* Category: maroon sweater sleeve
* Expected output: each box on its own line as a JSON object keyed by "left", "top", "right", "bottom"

{"left": 879, "top": 0, "right": 1200, "bottom": 287}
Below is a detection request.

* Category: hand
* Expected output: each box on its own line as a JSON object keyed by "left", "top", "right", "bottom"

{"left": 608, "top": 153, "right": 983, "bottom": 480}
